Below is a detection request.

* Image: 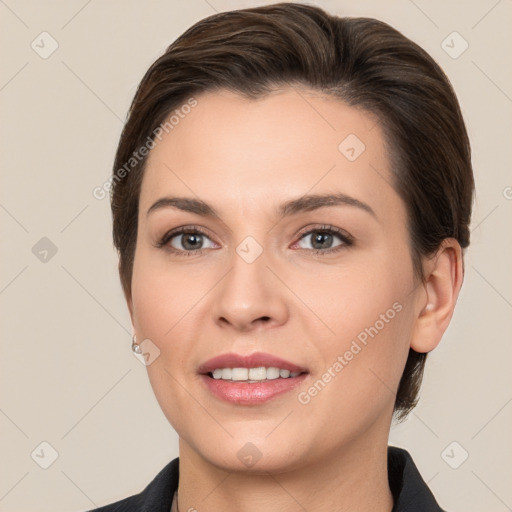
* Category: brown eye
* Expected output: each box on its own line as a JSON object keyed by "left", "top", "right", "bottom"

{"left": 171, "top": 232, "right": 206, "bottom": 251}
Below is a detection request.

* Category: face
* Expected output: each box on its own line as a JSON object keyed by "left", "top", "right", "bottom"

{"left": 129, "top": 87, "right": 424, "bottom": 473}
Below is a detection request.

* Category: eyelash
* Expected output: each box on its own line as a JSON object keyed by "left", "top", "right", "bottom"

{"left": 156, "top": 224, "right": 354, "bottom": 257}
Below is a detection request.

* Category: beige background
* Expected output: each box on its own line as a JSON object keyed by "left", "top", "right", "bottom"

{"left": 1, "top": 1, "right": 511, "bottom": 511}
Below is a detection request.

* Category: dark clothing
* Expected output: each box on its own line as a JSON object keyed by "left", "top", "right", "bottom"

{"left": 87, "top": 446, "right": 445, "bottom": 511}
{"left": 388, "top": 447, "right": 445, "bottom": 511}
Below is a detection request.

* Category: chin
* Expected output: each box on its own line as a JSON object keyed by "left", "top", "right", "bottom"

{"left": 190, "top": 432, "right": 307, "bottom": 475}
{"left": 212, "top": 448, "right": 303, "bottom": 475}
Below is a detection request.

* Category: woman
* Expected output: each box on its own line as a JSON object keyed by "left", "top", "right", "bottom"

{"left": 89, "top": 3, "right": 474, "bottom": 511}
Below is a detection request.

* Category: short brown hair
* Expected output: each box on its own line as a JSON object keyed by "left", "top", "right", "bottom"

{"left": 110, "top": 2, "right": 474, "bottom": 420}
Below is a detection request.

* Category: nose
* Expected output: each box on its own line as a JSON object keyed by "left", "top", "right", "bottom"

{"left": 210, "top": 245, "right": 289, "bottom": 332}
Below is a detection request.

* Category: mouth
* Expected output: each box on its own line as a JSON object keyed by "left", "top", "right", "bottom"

{"left": 198, "top": 352, "right": 309, "bottom": 405}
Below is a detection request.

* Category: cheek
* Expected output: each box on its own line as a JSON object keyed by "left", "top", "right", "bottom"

{"left": 296, "top": 251, "right": 413, "bottom": 344}
{"left": 130, "top": 246, "right": 215, "bottom": 389}
{"left": 295, "top": 252, "right": 415, "bottom": 406}
{"left": 130, "top": 250, "right": 203, "bottom": 431}
{"left": 130, "top": 248, "right": 206, "bottom": 339}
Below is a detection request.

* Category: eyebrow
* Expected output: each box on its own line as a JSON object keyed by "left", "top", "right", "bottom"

{"left": 146, "top": 193, "right": 376, "bottom": 219}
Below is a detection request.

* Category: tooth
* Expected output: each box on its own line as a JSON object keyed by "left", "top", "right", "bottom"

{"left": 248, "top": 367, "right": 267, "bottom": 380}
{"left": 266, "top": 367, "right": 280, "bottom": 380}
{"left": 231, "top": 368, "right": 249, "bottom": 381}
{"left": 221, "top": 368, "right": 232, "bottom": 380}
{"left": 211, "top": 367, "right": 301, "bottom": 381}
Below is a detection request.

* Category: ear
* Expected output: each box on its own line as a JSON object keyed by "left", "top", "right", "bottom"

{"left": 120, "top": 261, "right": 136, "bottom": 329}
{"left": 410, "top": 239, "right": 464, "bottom": 353}
{"left": 126, "top": 292, "right": 135, "bottom": 327}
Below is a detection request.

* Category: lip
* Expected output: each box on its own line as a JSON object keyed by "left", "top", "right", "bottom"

{"left": 200, "top": 374, "right": 308, "bottom": 405}
{"left": 197, "top": 351, "right": 308, "bottom": 375}
{"left": 198, "top": 352, "right": 309, "bottom": 405}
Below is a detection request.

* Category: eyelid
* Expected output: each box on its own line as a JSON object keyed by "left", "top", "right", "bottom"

{"left": 293, "top": 224, "right": 354, "bottom": 245}
{"left": 156, "top": 225, "right": 218, "bottom": 249}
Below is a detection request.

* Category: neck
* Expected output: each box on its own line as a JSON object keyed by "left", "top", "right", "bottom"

{"left": 176, "top": 432, "right": 394, "bottom": 512}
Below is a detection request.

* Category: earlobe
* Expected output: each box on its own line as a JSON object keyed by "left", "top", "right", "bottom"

{"left": 410, "top": 239, "right": 464, "bottom": 353}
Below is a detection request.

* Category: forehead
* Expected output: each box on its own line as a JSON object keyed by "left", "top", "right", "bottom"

{"left": 140, "top": 87, "right": 399, "bottom": 222}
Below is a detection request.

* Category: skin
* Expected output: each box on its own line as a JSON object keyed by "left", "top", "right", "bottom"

{"left": 127, "top": 87, "right": 463, "bottom": 512}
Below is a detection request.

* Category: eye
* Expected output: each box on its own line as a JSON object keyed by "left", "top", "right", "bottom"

{"left": 157, "top": 226, "right": 217, "bottom": 256}
{"left": 294, "top": 225, "right": 353, "bottom": 254}
{"left": 156, "top": 224, "right": 353, "bottom": 257}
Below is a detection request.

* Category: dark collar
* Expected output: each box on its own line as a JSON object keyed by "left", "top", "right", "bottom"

{"left": 388, "top": 446, "right": 446, "bottom": 511}
{"left": 88, "top": 446, "right": 445, "bottom": 511}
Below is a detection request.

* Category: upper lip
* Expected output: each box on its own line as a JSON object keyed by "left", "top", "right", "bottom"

{"left": 198, "top": 352, "right": 308, "bottom": 375}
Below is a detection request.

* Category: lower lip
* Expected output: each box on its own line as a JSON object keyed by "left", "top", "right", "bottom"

{"left": 200, "top": 374, "right": 308, "bottom": 405}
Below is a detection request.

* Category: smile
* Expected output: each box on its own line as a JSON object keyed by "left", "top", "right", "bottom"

{"left": 198, "top": 352, "right": 309, "bottom": 404}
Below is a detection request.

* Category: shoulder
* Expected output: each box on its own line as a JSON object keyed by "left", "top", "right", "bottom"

{"left": 82, "top": 457, "right": 179, "bottom": 512}
{"left": 388, "top": 446, "right": 448, "bottom": 512}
